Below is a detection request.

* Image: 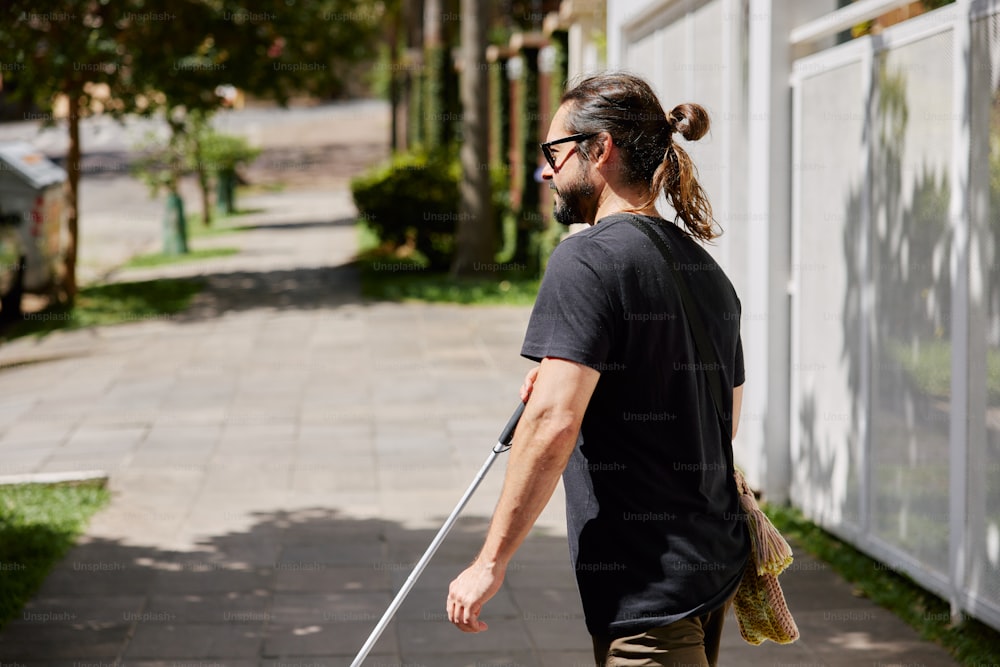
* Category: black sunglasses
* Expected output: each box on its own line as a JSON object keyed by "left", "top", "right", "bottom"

{"left": 540, "top": 132, "right": 598, "bottom": 170}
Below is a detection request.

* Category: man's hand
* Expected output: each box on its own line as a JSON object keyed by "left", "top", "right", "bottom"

{"left": 447, "top": 558, "right": 505, "bottom": 632}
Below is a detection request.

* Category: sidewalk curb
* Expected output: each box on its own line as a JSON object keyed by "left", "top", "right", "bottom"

{"left": 0, "top": 470, "right": 109, "bottom": 487}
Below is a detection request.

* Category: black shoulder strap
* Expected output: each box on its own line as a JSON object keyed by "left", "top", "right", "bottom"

{"left": 626, "top": 215, "right": 727, "bottom": 434}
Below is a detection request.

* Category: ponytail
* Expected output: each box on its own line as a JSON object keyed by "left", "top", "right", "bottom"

{"left": 644, "top": 103, "right": 718, "bottom": 242}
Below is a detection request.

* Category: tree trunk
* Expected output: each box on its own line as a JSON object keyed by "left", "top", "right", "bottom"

{"left": 388, "top": 6, "right": 400, "bottom": 152}
{"left": 63, "top": 90, "right": 82, "bottom": 305}
{"left": 199, "top": 168, "right": 212, "bottom": 226}
{"left": 451, "top": 0, "right": 494, "bottom": 277}
{"left": 423, "top": 0, "right": 443, "bottom": 149}
{"left": 513, "top": 48, "right": 541, "bottom": 276}
{"left": 193, "top": 132, "right": 212, "bottom": 226}
{"left": 423, "top": 0, "right": 441, "bottom": 47}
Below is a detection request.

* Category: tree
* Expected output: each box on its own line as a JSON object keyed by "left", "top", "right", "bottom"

{"left": 187, "top": 110, "right": 215, "bottom": 226}
{"left": 0, "top": 2, "right": 137, "bottom": 303}
{"left": 119, "top": 0, "right": 390, "bottom": 242}
{"left": 199, "top": 131, "right": 261, "bottom": 217}
{"left": 1, "top": 0, "right": 391, "bottom": 297}
{"left": 130, "top": 115, "right": 194, "bottom": 255}
{"left": 451, "top": 0, "right": 495, "bottom": 277}
{"left": 117, "top": 0, "right": 236, "bottom": 248}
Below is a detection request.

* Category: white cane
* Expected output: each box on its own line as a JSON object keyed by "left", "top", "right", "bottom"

{"left": 349, "top": 401, "right": 526, "bottom": 666}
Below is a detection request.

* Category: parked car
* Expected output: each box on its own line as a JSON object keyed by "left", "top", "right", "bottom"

{"left": 0, "top": 141, "right": 65, "bottom": 323}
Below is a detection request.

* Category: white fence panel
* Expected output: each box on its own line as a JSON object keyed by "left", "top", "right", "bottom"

{"left": 793, "top": 1, "right": 1000, "bottom": 631}
{"left": 792, "top": 56, "right": 868, "bottom": 533}
{"left": 964, "top": 0, "right": 1000, "bottom": 630}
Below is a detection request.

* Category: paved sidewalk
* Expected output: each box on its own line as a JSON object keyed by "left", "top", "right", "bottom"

{"left": 0, "top": 187, "right": 961, "bottom": 666}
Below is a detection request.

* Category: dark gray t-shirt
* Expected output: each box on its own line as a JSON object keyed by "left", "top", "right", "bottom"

{"left": 521, "top": 213, "right": 749, "bottom": 638}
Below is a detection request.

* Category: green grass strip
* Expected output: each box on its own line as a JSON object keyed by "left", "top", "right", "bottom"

{"left": 765, "top": 502, "right": 1000, "bottom": 666}
{"left": 0, "top": 481, "right": 111, "bottom": 630}
{"left": 186, "top": 207, "right": 266, "bottom": 238}
{"left": 358, "top": 256, "right": 540, "bottom": 305}
{"left": 2, "top": 277, "right": 204, "bottom": 341}
{"left": 355, "top": 222, "right": 540, "bottom": 306}
{"left": 124, "top": 247, "right": 239, "bottom": 269}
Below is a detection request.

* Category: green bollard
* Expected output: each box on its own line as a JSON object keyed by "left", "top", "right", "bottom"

{"left": 216, "top": 169, "right": 236, "bottom": 216}
{"left": 163, "top": 192, "right": 189, "bottom": 255}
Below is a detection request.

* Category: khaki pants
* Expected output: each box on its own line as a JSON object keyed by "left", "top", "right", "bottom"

{"left": 591, "top": 596, "right": 733, "bottom": 667}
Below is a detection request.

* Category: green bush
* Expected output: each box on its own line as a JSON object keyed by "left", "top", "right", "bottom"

{"left": 198, "top": 132, "right": 261, "bottom": 174}
{"left": 350, "top": 148, "right": 460, "bottom": 271}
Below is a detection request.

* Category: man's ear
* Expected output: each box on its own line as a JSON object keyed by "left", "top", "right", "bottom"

{"left": 591, "top": 132, "right": 613, "bottom": 169}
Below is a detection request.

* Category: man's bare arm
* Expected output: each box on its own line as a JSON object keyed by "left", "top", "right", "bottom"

{"left": 446, "top": 357, "right": 599, "bottom": 632}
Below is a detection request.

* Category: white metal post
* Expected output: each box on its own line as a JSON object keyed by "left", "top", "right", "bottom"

{"left": 859, "top": 36, "right": 875, "bottom": 539}
{"left": 746, "top": 0, "right": 793, "bottom": 502}
{"left": 963, "top": 0, "right": 996, "bottom": 630}
{"left": 948, "top": 0, "right": 973, "bottom": 625}
{"left": 788, "top": 58, "right": 803, "bottom": 511}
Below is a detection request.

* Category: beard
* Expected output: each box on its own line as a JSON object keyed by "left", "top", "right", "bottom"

{"left": 552, "top": 169, "right": 596, "bottom": 226}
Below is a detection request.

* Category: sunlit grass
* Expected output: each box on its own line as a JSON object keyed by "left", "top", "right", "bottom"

{"left": 355, "top": 220, "right": 540, "bottom": 306}
{"left": 186, "top": 207, "right": 266, "bottom": 238}
{"left": 0, "top": 481, "right": 110, "bottom": 629}
{"left": 1, "top": 278, "right": 204, "bottom": 341}
{"left": 124, "top": 247, "right": 239, "bottom": 269}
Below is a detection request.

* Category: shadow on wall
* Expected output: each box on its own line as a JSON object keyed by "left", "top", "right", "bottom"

{"left": 798, "top": 56, "right": 960, "bottom": 541}
{"left": 812, "top": 52, "right": 1000, "bottom": 565}
{"left": 838, "top": 58, "right": 953, "bottom": 563}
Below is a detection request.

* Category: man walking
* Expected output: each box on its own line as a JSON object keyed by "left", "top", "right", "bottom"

{"left": 447, "top": 72, "right": 749, "bottom": 667}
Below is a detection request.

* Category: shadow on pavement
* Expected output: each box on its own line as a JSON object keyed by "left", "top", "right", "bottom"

{"left": 175, "top": 264, "right": 364, "bottom": 322}
{"left": 234, "top": 217, "right": 359, "bottom": 233}
{"left": 0, "top": 502, "right": 963, "bottom": 665}
{"left": 0, "top": 508, "right": 584, "bottom": 665}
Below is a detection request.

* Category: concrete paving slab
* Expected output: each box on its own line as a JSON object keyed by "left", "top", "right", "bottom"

{"left": 150, "top": 568, "right": 273, "bottom": 595}
{"left": 0, "top": 421, "right": 75, "bottom": 448}
{"left": 124, "top": 623, "right": 265, "bottom": 659}
{"left": 399, "top": 618, "right": 536, "bottom": 655}
{"left": 129, "top": 662, "right": 259, "bottom": 667}
{"left": 280, "top": 543, "right": 385, "bottom": 569}
{"left": 0, "top": 624, "right": 130, "bottom": 660}
{"left": 273, "top": 566, "right": 391, "bottom": 594}
{"left": 16, "top": 594, "right": 145, "bottom": 625}
{"left": 145, "top": 591, "right": 272, "bottom": 624}
{"left": 33, "top": 564, "right": 158, "bottom": 597}
{"left": 264, "top": 621, "right": 399, "bottom": 657}
{"left": 0, "top": 450, "right": 51, "bottom": 475}
{"left": 270, "top": 591, "right": 391, "bottom": 625}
